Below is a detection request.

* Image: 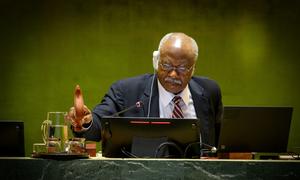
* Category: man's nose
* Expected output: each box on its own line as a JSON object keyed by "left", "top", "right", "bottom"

{"left": 168, "top": 69, "right": 179, "bottom": 77}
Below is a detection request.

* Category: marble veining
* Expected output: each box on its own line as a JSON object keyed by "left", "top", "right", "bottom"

{"left": 0, "top": 158, "right": 299, "bottom": 180}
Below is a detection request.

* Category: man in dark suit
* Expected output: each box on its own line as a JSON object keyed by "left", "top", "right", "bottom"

{"left": 67, "top": 32, "right": 223, "bottom": 147}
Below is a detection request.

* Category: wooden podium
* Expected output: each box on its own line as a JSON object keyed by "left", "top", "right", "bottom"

{"left": 218, "top": 152, "right": 282, "bottom": 160}
{"left": 218, "top": 152, "right": 254, "bottom": 159}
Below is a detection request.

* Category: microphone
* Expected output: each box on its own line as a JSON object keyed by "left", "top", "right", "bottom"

{"left": 200, "top": 142, "right": 217, "bottom": 153}
{"left": 199, "top": 132, "right": 217, "bottom": 155}
{"left": 112, "top": 101, "right": 144, "bottom": 117}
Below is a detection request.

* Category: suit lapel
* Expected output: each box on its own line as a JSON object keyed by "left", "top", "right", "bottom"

{"left": 189, "top": 79, "right": 207, "bottom": 118}
{"left": 141, "top": 74, "right": 159, "bottom": 117}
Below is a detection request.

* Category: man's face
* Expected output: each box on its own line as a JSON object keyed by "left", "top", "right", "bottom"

{"left": 157, "top": 48, "right": 195, "bottom": 94}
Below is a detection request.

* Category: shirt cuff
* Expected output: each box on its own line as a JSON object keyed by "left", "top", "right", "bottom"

{"left": 72, "top": 118, "right": 93, "bottom": 133}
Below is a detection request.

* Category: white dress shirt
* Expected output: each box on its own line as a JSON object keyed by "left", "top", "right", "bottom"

{"left": 157, "top": 80, "right": 197, "bottom": 119}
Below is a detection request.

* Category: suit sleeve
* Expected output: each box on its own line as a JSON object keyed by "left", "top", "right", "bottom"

{"left": 201, "top": 77, "right": 223, "bottom": 145}
{"left": 74, "top": 81, "right": 125, "bottom": 141}
{"left": 214, "top": 84, "right": 223, "bottom": 146}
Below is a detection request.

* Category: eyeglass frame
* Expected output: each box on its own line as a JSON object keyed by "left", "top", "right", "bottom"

{"left": 159, "top": 63, "right": 194, "bottom": 74}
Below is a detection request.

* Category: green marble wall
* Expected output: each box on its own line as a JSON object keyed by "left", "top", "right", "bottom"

{"left": 0, "top": 0, "right": 299, "bottom": 156}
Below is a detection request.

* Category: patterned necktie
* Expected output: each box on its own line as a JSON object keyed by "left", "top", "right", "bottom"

{"left": 172, "top": 96, "right": 184, "bottom": 118}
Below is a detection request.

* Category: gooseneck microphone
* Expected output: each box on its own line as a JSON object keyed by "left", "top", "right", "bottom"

{"left": 112, "top": 101, "right": 144, "bottom": 117}
{"left": 201, "top": 142, "right": 217, "bottom": 153}
{"left": 199, "top": 133, "right": 217, "bottom": 155}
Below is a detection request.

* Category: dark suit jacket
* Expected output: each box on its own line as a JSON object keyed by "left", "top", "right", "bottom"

{"left": 81, "top": 74, "right": 223, "bottom": 146}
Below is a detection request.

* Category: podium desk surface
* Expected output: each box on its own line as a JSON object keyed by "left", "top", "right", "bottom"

{"left": 0, "top": 157, "right": 300, "bottom": 180}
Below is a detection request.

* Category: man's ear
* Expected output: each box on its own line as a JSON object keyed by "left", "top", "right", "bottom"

{"left": 152, "top": 51, "right": 159, "bottom": 70}
{"left": 191, "top": 66, "right": 195, "bottom": 76}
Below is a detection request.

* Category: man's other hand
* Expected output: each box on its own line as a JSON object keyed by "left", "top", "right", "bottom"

{"left": 65, "top": 105, "right": 92, "bottom": 132}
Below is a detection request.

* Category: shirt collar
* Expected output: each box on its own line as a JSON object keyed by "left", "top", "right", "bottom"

{"left": 157, "top": 79, "right": 191, "bottom": 107}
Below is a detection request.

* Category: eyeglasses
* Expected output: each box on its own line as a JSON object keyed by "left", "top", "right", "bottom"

{"left": 159, "top": 63, "right": 194, "bottom": 74}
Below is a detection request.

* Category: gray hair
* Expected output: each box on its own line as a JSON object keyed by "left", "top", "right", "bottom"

{"left": 158, "top": 33, "right": 199, "bottom": 60}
